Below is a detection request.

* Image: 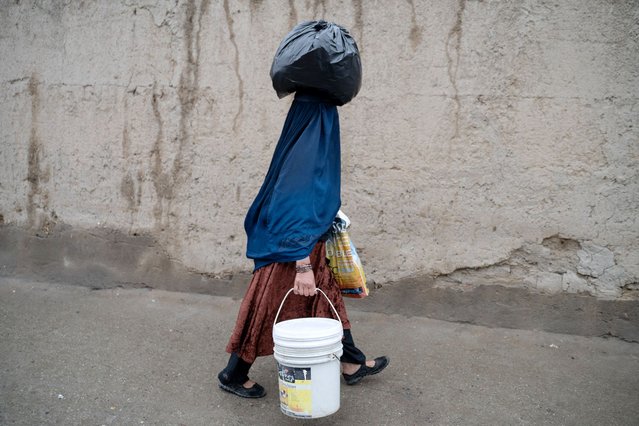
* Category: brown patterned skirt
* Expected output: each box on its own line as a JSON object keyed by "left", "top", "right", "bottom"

{"left": 226, "top": 241, "right": 351, "bottom": 364}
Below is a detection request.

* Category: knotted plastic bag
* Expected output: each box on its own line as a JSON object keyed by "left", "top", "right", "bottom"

{"left": 270, "top": 20, "right": 362, "bottom": 106}
{"left": 325, "top": 211, "right": 369, "bottom": 298}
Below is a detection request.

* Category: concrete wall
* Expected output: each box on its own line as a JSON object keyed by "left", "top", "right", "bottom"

{"left": 1, "top": 0, "right": 637, "bottom": 298}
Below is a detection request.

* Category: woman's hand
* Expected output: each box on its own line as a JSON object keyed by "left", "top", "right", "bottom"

{"left": 293, "top": 257, "right": 317, "bottom": 297}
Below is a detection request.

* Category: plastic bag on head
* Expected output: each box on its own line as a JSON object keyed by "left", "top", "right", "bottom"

{"left": 270, "top": 20, "right": 362, "bottom": 106}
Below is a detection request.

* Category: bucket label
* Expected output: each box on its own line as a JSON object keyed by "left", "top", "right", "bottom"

{"left": 277, "top": 363, "right": 312, "bottom": 418}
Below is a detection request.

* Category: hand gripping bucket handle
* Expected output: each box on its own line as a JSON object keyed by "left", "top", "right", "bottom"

{"left": 274, "top": 288, "right": 342, "bottom": 326}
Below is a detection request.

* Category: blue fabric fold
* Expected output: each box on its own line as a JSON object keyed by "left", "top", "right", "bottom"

{"left": 245, "top": 92, "right": 341, "bottom": 270}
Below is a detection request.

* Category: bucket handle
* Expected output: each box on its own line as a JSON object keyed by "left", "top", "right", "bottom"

{"left": 273, "top": 288, "right": 343, "bottom": 327}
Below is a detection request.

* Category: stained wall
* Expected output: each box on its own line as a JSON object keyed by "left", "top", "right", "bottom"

{"left": 1, "top": 0, "right": 637, "bottom": 298}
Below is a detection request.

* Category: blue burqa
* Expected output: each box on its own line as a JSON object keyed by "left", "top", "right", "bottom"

{"left": 245, "top": 93, "right": 341, "bottom": 270}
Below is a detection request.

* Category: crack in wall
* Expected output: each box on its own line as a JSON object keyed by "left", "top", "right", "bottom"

{"left": 125, "top": 0, "right": 180, "bottom": 30}
{"left": 223, "top": 0, "right": 244, "bottom": 133}
{"left": 7, "top": 76, "right": 30, "bottom": 85}
{"left": 445, "top": 0, "right": 466, "bottom": 141}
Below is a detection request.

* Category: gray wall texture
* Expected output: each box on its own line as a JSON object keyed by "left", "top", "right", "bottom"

{"left": 1, "top": 0, "right": 637, "bottom": 299}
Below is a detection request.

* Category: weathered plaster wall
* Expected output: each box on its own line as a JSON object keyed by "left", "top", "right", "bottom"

{"left": 1, "top": 0, "right": 637, "bottom": 298}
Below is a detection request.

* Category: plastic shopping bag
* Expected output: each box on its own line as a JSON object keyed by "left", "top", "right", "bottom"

{"left": 325, "top": 211, "right": 369, "bottom": 298}
{"left": 270, "top": 20, "right": 362, "bottom": 106}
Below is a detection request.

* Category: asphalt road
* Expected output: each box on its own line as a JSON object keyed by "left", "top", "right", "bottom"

{"left": 1, "top": 277, "right": 638, "bottom": 425}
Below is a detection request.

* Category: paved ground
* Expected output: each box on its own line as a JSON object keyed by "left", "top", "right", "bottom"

{"left": 1, "top": 277, "right": 638, "bottom": 425}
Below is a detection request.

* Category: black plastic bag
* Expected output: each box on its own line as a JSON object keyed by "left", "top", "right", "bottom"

{"left": 270, "top": 20, "right": 362, "bottom": 106}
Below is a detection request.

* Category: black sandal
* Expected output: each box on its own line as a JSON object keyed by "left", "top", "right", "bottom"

{"left": 218, "top": 380, "right": 266, "bottom": 398}
{"left": 342, "top": 356, "right": 389, "bottom": 386}
{"left": 218, "top": 368, "right": 266, "bottom": 398}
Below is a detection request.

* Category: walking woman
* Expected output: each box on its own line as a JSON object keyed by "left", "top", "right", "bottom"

{"left": 217, "top": 90, "right": 388, "bottom": 398}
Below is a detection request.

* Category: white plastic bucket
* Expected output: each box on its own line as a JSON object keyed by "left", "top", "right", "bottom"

{"left": 273, "top": 288, "right": 343, "bottom": 419}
